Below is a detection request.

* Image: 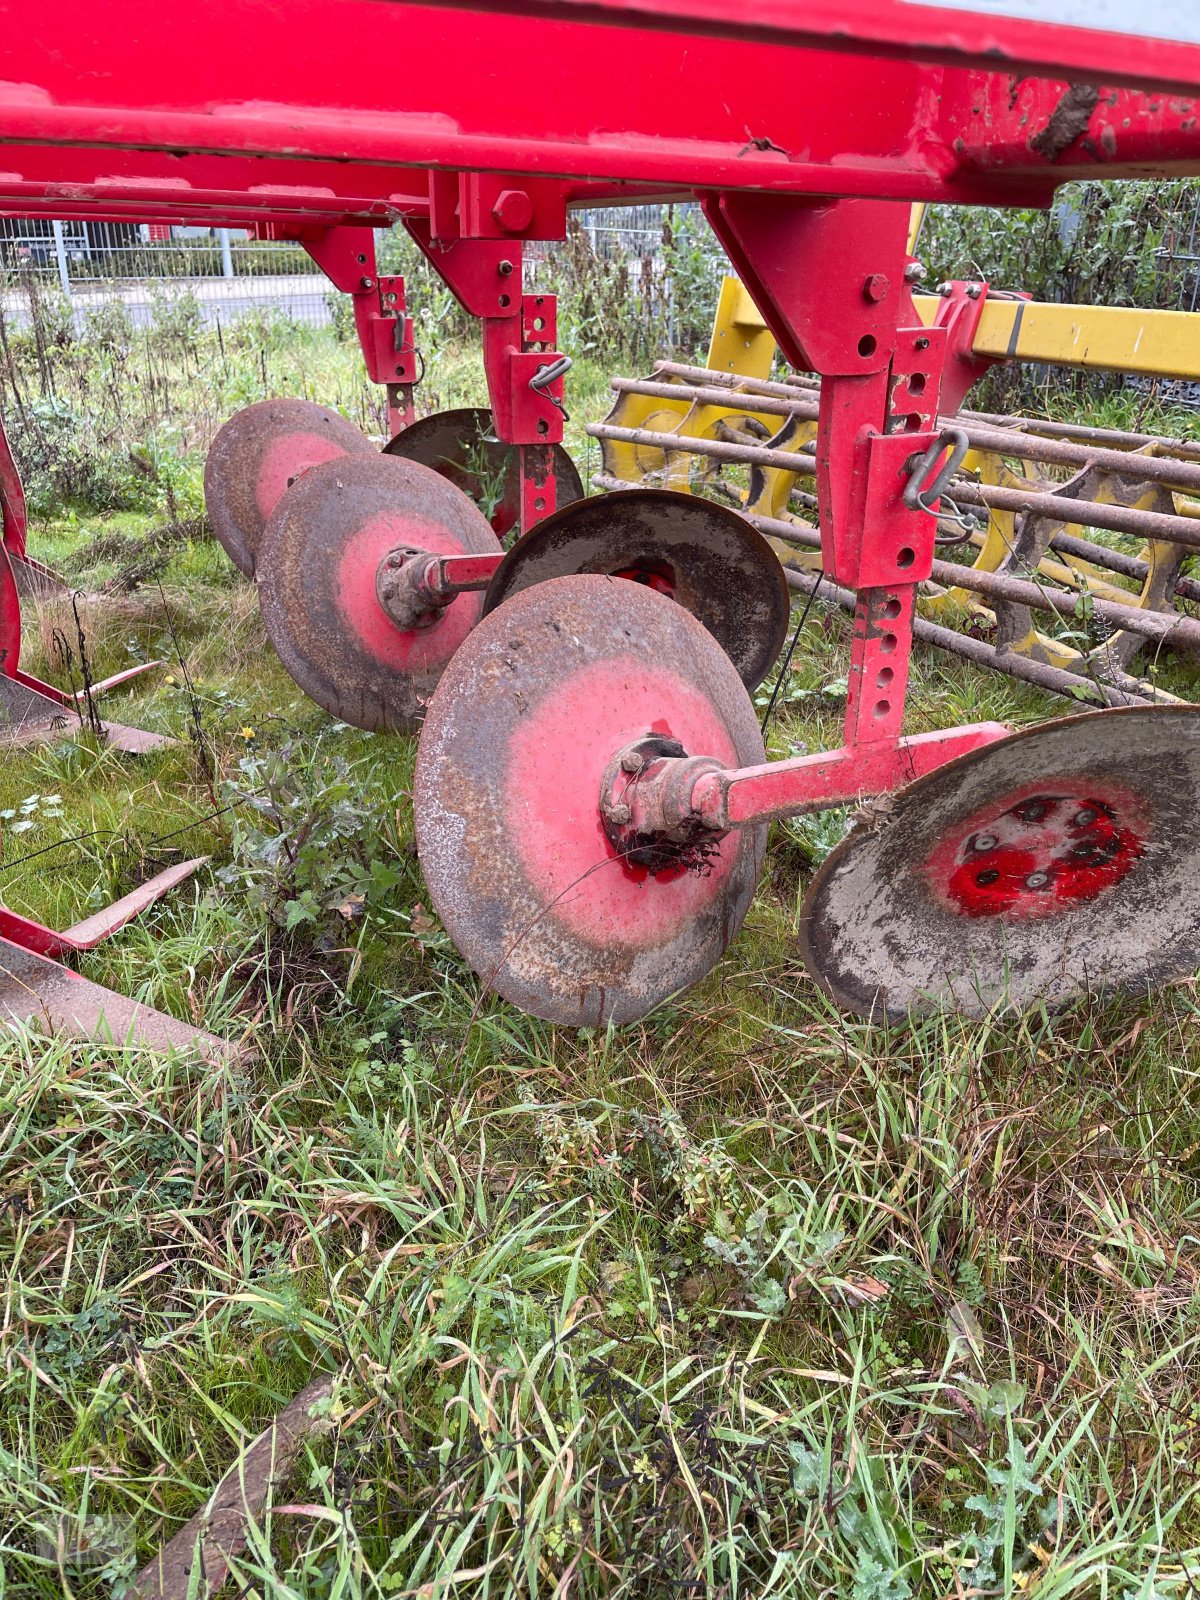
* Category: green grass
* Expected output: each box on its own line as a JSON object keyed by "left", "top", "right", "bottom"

{"left": 2, "top": 316, "right": 1200, "bottom": 1595}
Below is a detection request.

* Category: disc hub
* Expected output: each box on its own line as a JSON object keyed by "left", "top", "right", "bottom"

{"left": 925, "top": 783, "right": 1143, "bottom": 919}
{"left": 599, "top": 734, "right": 727, "bottom": 875}
{"left": 375, "top": 546, "right": 445, "bottom": 631}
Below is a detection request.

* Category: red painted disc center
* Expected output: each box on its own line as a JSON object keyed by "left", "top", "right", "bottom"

{"left": 924, "top": 782, "right": 1144, "bottom": 920}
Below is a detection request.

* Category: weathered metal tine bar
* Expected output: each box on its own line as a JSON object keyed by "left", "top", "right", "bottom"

{"left": 780, "top": 566, "right": 1157, "bottom": 710}
{"left": 949, "top": 478, "right": 1200, "bottom": 544}
{"left": 741, "top": 504, "right": 1200, "bottom": 650}
{"left": 955, "top": 409, "right": 1200, "bottom": 458}
{"left": 1049, "top": 529, "right": 1200, "bottom": 603}
{"left": 586, "top": 425, "right": 1200, "bottom": 548}
{"left": 648, "top": 361, "right": 1200, "bottom": 458}
{"left": 610, "top": 374, "right": 1200, "bottom": 493}
{"left": 653, "top": 361, "right": 803, "bottom": 400}
{"left": 590, "top": 421, "right": 817, "bottom": 477}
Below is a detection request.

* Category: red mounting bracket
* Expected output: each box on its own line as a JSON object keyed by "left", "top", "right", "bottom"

{"left": 407, "top": 203, "right": 569, "bottom": 531}
{"left": 700, "top": 191, "right": 1000, "bottom": 774}
{"left": 301, "top": 226, "right": 420, "bottom": 436}
{"left": 930, "top": 280, "right": 1009, "bottom": 414}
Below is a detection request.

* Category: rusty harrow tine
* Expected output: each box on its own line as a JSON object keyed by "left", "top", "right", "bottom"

{"left": 587, "top": 424, "right": 1200, "bottom": 549}
{"left": 611, "top": 374, "right": 1200, "bottom": 494}
{"left": 947, "top": 478, "right": 1200, "bottom": 546}
{"left": 749, "top": 508, "right": 1200, "bottom": 651}
{"left": 643, "top": 362, "right": 1200, "bottom": 459}
{"left": 780, "top": 565, "right": 1157, "bottom": 708}
{"left": 957, "top": 409, "right": 1200, "bottom": 456}
{"left": 589, "top": 421, "right": 818, "bottom": 478}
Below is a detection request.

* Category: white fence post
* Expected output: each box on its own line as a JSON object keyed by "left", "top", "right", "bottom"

{"left": 51, "top": 220, "right": 72, "bottom": 302}
{"left": 218, "top": 228, "right": 235, "bottom": 279}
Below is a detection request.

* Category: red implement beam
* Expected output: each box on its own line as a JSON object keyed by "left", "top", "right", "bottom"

{"left": 0, "top": 859, "right": 208, "bottom": 961}
{"left": 409, "top": 0, "right": 1200, "bottom": 96}
{"left": 692, "top": 723, "right": 1012, "bottom": 827}
{"left": 4, "top": 3, "right": 1200, "bottom": 209}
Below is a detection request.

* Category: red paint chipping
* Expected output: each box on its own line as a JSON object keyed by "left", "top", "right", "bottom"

{"left": 255, "top": 430, "right": 354, "bottom": 523}
{"left": 925, "top": 783, "right": 1144, "bottom": 920}
{"left": 335, "top": 510, "right": 482, "bottom": 668}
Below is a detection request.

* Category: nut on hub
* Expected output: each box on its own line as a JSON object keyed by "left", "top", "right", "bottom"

{"left": 375, "top": 546, "right": 445, "bottom": 632}
{"left": 599, "top": 733, "right": 728, "bottom": 874}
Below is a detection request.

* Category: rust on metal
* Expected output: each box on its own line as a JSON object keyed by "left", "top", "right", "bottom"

{"left": 61, "top": 858, "right": 209, "bottom": 949}
{"left": 2, "top": 858, "right": 209, "bottom": 958}
{"left": 0, "top": 676, "right": 173, "bottom": 752}
{"left": 205, "top": 398, "right": 373, "bottom": 577}
{"left": 757, "top": 508, "right": 1200, "bottom": 652}
{"left": 799, "top": 706, "right": 1200, "bottom": 1018}
{"left": 611, "top": 374, "right": 1200, "bottom": 494}
{"left": 257, "top": 453, "right": 502, "bottom": 732}
{"left": 0, "top": 937, "right": 241, "bottom": 1062}
{"left": 589, "top": 419, "right": 1200, "bottom": 548}
{"left": 383, "top": 406, "right": 582, "bottom": 538}
{"left": 481, "top": 488, "right": 792, "bottom": 690}
{"left": 414, "top": 574, "right": 766, "bottom": 1027}
{"left": 133, "top": 1375, "right": 334, "bottom": 1600}
{"left": 781, "top": 564, "right": 1163, "bottom": 708}
{"left": 1030, "top": 83, "right": 1101, "bottom": 160}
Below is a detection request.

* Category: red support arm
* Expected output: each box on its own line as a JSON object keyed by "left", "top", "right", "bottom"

{"left": 302, "top": 228, "right": 420, "bottom": 437}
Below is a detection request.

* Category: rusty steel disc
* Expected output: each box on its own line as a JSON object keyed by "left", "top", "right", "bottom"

{"left": 383, "top": 408, "right": 583, "bottom": 537}
{"left": 414, "top": 573, "right": 767, "bottom": 1026}
{"left": 481, "top": 489, "right": 791, "bottom": 691}
{"left": 257, "top": 453, "right": 503, "bottom": 732}
{"left": 799, "top": 705, "right": 1200, "bottom": 1019}
{"left": 205, "top": 398, "right": 374, "bottom": 576}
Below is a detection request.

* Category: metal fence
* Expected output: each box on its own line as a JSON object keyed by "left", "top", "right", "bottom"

{"left": 0, "top": 207, "right": 726, "bottom": 338}
{"left": 0, "top": 220, "right": 335, "bottom": 333}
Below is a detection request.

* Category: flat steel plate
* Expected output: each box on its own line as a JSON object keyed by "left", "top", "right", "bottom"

{"left": 482, "top": 489, "right": 791, "bottom": 690}
{"left": 0, "top": 938, "right": 241, "bottom": 1062}
{"left": 257, "top": 453, "right": 502, "bottom": 731}
{"left": 800, "top": 705, "right": 1200, "bottom": 1018}
{"left": 205, "top": 398, "right": 373, "bottom": 576}
{"left": 0, "top": 676, "right": 171, "bottom": 752}
{"left": 384, "top": 408, "right": 583, "bottom": 537}
{"left": 415, "top": 573, "right": 766, "bottom": 1026}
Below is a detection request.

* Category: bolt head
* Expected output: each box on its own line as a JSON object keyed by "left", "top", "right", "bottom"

{"left": 1074, "top": 808, "right": 1098, "bottom": 826}
{"left": 359, "top": 275, "right": 375, "bottom": 291}
{"left": 621, "top": 752, "right": 644, "bottom": 774}
{"left": 606, "top": 803, "right": 632, "bottom": 826}
{"left": 863, "top": 273, "right": 891, "bottom": 303}
{"left": 903, "top": 261, "right": 927, "bottom": 283}
{"left": 965, "top": 283, "right": 983, "bottom": 299}
{"left": 497, "top": 259, "right": 515, "bottom": 277}
{"left": 1025, "top": 871, "right": 1051, "bottom": 890}
{"left": 973, "top": 833, "right": 998, "bottom": 852}
{"left": 492, "top": 189, "right": 534, "bottom": 233}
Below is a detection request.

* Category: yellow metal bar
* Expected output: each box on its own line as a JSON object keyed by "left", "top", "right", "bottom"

{"left": 914, "top": 294, "right": 1200, "bottom": 379}
{"left": 905, "top": 203, "right": 927, "bottom": 256}
{"left": 704, "top": 276, "right": 776, "bottom": 378}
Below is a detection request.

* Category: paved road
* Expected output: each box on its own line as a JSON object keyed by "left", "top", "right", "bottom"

{"left": 2, "top": 273, "right": 333, "bottom": 331}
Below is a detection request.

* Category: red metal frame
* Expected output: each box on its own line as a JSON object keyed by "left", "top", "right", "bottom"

{"left": 1, "top": 0, "right": 1198, "bottom": 908}
{"left": 4, "top": 3, "right": 1200, "bottom": 204}
{"left": 303, "top": 229, "right": 420, "bottom": 435}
